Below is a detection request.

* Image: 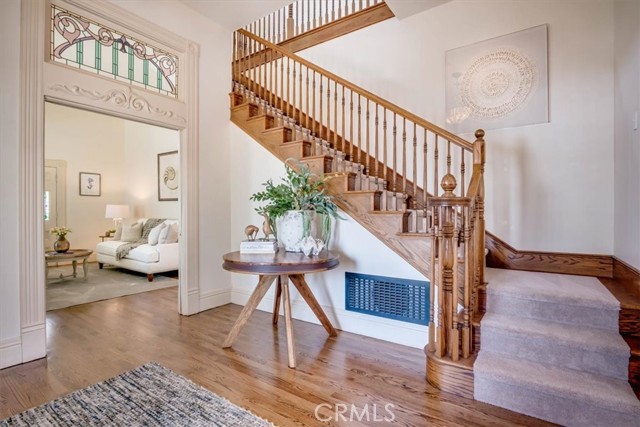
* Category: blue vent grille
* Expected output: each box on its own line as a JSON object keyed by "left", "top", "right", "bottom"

{"left": 345, "top": 272, "right": 430, "bottom": 325}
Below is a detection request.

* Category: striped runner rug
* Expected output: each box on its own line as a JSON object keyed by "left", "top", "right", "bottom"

{"left": 0, "top": 363, "right": 272, "bottom": 426}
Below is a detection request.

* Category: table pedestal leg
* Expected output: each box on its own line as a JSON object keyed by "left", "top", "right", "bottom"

{"left": 72, "top": 260, "right": 78, "bottom": 278}
{"left": 272, "top": 277, "right": 282, "bottom": 326}
{"left": 83, "top": 258, "right": 89, "bottom": 281}
{"left": 223, "top": 275, "right": 276, "bottom": 348}
{"left": 289, "top": 274, "right": 337, "bottom": 337}
{"left": 280, "top": 274, "right": 296, "bottom": 368}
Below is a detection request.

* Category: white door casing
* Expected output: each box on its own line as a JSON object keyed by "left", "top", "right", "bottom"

{"left": 44, "top": 159, "right": 67, "bottom": 251}
{"left": 19, "top": 0, "right": 201, "bottom": 364}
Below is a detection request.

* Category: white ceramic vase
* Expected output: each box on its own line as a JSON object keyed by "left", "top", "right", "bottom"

{"left": 276, "top": 210, "right": 317, "bottom": 252}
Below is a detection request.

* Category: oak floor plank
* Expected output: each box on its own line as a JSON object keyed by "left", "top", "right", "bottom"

{"left": 0, "top": 288, "right": 552, "bottom": 426}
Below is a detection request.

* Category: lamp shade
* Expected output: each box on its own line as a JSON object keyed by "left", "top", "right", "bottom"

{"left": 105, "top": 204, "right": 130, "bottom": 219}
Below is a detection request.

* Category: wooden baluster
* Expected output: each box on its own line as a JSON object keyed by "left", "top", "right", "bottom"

{"left": 428, "top": 204, "right": 436, "bottom": 352}
{"left": 297, "top": 0, "right": 302, "bottom": 35}
{"left": 306, "top": 0, "right": 311, "bottom": 32}
{"left": 299, "top": 62, "right": 303, "bottom": 128}
{"left": 338, "top": 0, "right": 342, "bottom": 19}
{"left": 451, "top": 204, "right": 460, "bottom": 362}
{"left": 249, "top": 36, "right": 254, "bottom": 95}
{"left": 461, "top": 146, "right": 466, "bottom": 197}
{"left": 319, "top": 75, "right": 323, "bottom": 142}
{"left": 436, "top": 205, "right": 445, "bottom": 357}
{"left": 383, "top": 108, "right": 387, "bottom": 191}
{"left": 462, "top": 205, "right": 471, "bottom": 358}
{"left": 341, "top": 86, "right": 346, "bottom": 172}
{"left": 350, "top": 91, "right": 354, "bottom": 174}
{"left": 286, "top": 57, "right": 291, "bottom": 118}
{"left": 392, "top": 112, "right": 397, "bottom": 193}
{"left": 270, "top": 48, "right": 274, "bottom": 107}
{"left": 287, "top": 4, "right": 294, "bottom": 39}
{"left": 232, "top": 31, "right": 236, "bottom": 89}
{"left": 423, "top": 129, "right": 428, "bottom": 231}
{"left": 359, "top": 0, "right": 363, "bottom": 11}
{"left": 312, "top": 71, "right": 316, "bottom": 142}
{"left": 402, "top": 117, "right": 407, "bottom": 199}
{"left": 413, "top": 123, "right": 418, "bottom": 229}
{"left": 357, "top": 94, "right": 362, "bottom": 182}
{"left": 351, "top": 0, "right": 355, "bottom": 15}
{"left": 258, "top": 43, "right": 263, "bottom": 100}
{"left": 326, "top": 78, "right": 331, "bottom": 146}
{"left": 374, "top": 104, "right": 379, "bottom": 184}
{"left": 282, "top": 7, "right": 286, "bottom": 42}
{"left": 364, "top": 99, "right": 369, "bottom": 188}
{"left": 447, "top": 140, "right": 452, "bottom": 179}
{"left": 292, "top": 61, "right": 297, "bottom": 124}
{"left": 333, "top": 81, "right": 338, "bottom": 152}
{"left": 277, "top": 8, "right": 282, "bottom": 43}
{"left": 305, "top": 67, "right": 310, "bottom": 134}
{"left": 279, "top": 56, "right": 284, "bottom": 112}
{"left": 312, "top": 0, "right": 316, "bottom": 29}
{"left": 434, "top": 135, "right": 439, "bottom": 203}
{"left": 332, "top": 0, "right": 336, "bottom": 21}
{"left": 324, "top": 0, "right": 329, "bottom": 25}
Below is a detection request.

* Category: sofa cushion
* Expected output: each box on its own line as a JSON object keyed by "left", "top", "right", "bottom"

{"left": 96, "top": 240, "right": 127, "bottom": 257}
{"left": 121, "top": 222, "right": 143, "bottom": 242}
{"left": 158, "top": 223, "right": 178, "bottom": 244}
{"left": 148, "top": 223, "right": 166, "bottom": 246}
{"left": 126, "top": 244, "right": 160, "bottom": 263}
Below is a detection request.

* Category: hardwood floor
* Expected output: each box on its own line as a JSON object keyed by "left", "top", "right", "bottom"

{"left": 0, "top": 288, "right": 551, "bottom": 426}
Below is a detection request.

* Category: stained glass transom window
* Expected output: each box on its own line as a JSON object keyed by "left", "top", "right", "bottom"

{"left": 50, "top": 5, "right": 178, "bottom": 98}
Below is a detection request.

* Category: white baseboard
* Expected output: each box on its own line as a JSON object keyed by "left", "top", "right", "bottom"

{"left": 20, "top": 323, "right": 46, "bottom": 363}
{"left": 0, "top": 336, "right": 22, "bottom": 369}
{"left": 230, "top": 288, "right": 428, "bottom": 349}
{"left": 200, "top": 288, "right": 231, "bottom": 311}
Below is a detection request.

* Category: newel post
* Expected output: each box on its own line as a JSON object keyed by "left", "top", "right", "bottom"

{"left": 440, "top": 173, "right": 458, "bottom": 361}
{"left": 473, "top": 129, "right": 486, "bottom": 294}
{"left": 287, "top": 4, "right": 295, "bottom": 39}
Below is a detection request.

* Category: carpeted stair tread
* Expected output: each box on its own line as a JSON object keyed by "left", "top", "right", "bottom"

{"left": 482, "top": 312, "right": 629, "bottom": 354}
{"left": 486, "top": 268, "right": 619, "bottom": 309}
{"left": 475, "top": 351, "right": 640, "bottom": 416}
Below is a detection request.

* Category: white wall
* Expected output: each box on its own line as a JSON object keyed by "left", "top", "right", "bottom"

{"left": 614, "top": 0, "right": 640, "bottom": 271}
{"left": 0, "top": 0, "right": 22, "bottom": 369}
{"left": 229, "top": 124, "right": 429, "bottom": 348}
{"left": 45, "top": 103, "right": 128, "bottom": 260}
{"left": 123, "top": 120, "right": 180, "bottom": 219}
{"left": 297, "top": 0, "right": 615, "bottom": 255}
{"left": 110, "top": 0, "right": 234, "bottom": 308}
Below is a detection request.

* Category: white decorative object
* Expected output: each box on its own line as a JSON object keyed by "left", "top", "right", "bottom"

{"left": 312, "top": 239, "right": 325, "bottom": 256}
{"left": 276, "top": 210, "right": 317, "bottom": 252}
{"left": 445, "top": 24, "right": 548, "bottom": 133}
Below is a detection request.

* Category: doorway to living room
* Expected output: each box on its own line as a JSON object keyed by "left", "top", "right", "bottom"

{"left": 44, "top": 102, "right": 180, "bottom": 311}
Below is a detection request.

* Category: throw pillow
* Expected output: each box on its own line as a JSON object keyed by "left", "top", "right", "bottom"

{"left": 159, "top": 223, "right": 179, "bottom": 244}
{"left": 113, "top": 223, "right": 123, "bottom": 240}
{"left": 164, "top": 223, "right": 179, "bottom": 244}
{"left": 148, "top": 223, "right": 166, "bottom": 246}
{"left": 121, "top": 222, "right": 143, "bottom": 242}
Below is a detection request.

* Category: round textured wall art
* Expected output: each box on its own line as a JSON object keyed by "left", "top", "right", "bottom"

{"left": 459, "top": 49, "right": 536, "bottom": 120}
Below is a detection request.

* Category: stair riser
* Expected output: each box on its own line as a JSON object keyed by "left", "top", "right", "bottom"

{"left": 486, "top": 292, "right": 619, "bottom": 331}
{"left": 482, "top": 327, "right": 629, "bottom": 380}
{"left": 245, "top": 115, "right": 275, "bottom": 134}
{"left": 475, "top": 375, "right": 638, "bottom": 427}
{"left": 279, "top": 140, "right": 311, "bottom": 160}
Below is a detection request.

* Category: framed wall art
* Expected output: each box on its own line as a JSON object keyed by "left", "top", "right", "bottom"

{"left": 79, "top": 172, "right": 101, "bottom": 196}
{"left": 445, "top": 24, "right": 549, "bottom": 134}
{"left": 157, "top": 150, "right": 179, "bottom": 201}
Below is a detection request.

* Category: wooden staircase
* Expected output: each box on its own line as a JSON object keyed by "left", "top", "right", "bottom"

{"left": 230, "top": 22, "right": 487, "bottom": 398}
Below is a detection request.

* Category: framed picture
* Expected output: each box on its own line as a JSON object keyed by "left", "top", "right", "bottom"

{"left": 157, "top": 150, "right": 179, "bottom": 201}
{"left": 79, "top": 172, "right": 101, "bottom": 196}
{"left": 445, "top": 24, "right": 549, "bottom": 134}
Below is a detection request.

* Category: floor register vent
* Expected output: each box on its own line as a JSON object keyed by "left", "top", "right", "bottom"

{"left": 345, "top": 272, "right": 430, "bottom": 325}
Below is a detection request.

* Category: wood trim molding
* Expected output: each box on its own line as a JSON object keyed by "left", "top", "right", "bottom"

{"left": 613, "top": 257, "right": 640, "bottom": 283}
{"left": 18, "top": 0, "right": 202, "bottom": 367}
{"left": 485, "top": 232, "right": 614, "bottom": 278}
{"left": 278, "top": 3, "right": 394, "bottom": 54}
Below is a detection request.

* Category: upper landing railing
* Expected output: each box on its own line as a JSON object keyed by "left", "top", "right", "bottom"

{"left": 244, "top": 0, "right": 385, "bottom": 44}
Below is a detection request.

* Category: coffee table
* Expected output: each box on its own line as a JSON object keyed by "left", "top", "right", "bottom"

{"left": 45, "top": 249, "right": 93, "bottom": 282}
{"left": 222, "top": 250, "right": 339, "bottom": 368}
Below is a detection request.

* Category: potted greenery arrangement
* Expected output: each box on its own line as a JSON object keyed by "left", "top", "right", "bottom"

{"left": 250, "top": 160, "right": 342, "bottom": 253}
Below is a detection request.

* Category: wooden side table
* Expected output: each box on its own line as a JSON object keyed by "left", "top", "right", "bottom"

{"left": 222, "top": 250, "right": 339, "bottom": 368}
{"left": 45, "top": 249, "right": 93, "bottom": 282}
{"left": 98, "top": 235, "right": 111, "bottom": 242}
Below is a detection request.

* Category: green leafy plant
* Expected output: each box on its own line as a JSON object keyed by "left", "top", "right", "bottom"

{"left": 250, "top": 159, "right": 343, "bottom": 245}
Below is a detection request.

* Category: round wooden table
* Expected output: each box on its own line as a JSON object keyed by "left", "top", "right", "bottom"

{"left": 222, "top": 250, "right": 339, "bottom": 368}
{"left": 45, "top": 249, "right": 93, "bottom": 282}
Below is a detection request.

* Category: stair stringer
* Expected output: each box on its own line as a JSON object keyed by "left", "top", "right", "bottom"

{"left": 230, "top": 101, "right": 433, "bottom": 278}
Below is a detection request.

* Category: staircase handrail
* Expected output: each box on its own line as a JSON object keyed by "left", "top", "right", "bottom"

{"left": 236, "top": 28, "right": 474, "bottom": 152}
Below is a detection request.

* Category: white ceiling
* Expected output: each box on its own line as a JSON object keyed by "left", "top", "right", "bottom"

{"left": 379, "top": 0, "right": 451, "bottom": 19}
{"left": 177, "top": 0, "right": 291, "bottom": 30}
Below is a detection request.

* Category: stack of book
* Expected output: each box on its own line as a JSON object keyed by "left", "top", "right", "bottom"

{"left": 240, "top": 239, "right": 278, "bottom": 254}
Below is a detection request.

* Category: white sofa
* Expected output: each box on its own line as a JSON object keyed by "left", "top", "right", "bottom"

{"left": 96, "top": 219, "right": 179, "bottom": 281}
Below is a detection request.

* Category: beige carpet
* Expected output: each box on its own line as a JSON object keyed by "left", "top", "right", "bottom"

{"left": 46, "top": 264, "right": 177, "bottom": 311}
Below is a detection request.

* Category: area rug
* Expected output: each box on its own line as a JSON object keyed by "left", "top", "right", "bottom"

{"left": 46, "top": 264, "right": 177, "bottom": 311}
{"left": 0, "top": 363, "right": 272, "bottom": 426}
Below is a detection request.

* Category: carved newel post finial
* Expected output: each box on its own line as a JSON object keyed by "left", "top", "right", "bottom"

{"left": 474, "top": 129, "right": 485, "bottom": 140}
{"left": 440, "top": 173, "right": 457, "bottom": 197}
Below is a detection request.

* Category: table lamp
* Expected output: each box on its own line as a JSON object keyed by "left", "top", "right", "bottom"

{"left": 105, "top": 204, "right": 130, "bottom": 231}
